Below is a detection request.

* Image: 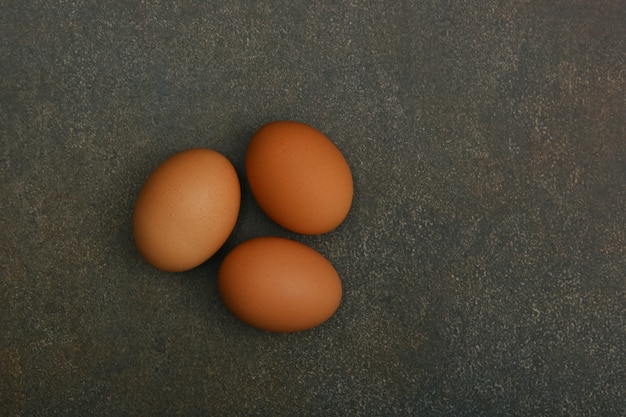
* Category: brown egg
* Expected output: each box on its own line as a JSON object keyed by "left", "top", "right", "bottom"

{"left": 218, "top": 237, "right": 342, "bottom": 332}
{"left": 133, "top": 148, "right": 240, "bottom": 272}
{"left": 245, "top": 121, "right": 353, "bottom": 235}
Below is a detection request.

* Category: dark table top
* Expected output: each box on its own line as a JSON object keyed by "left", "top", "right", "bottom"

{"left": 1, "top": 1, "right": 624, "bottom": 416}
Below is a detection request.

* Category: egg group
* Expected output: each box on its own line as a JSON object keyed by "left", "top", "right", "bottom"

{"left": 132, "top": 121, "right": 352, "bottom": 332}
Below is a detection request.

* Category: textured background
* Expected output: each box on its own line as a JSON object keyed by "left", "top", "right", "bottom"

{"left": 1, "top": 1, "right": 625, "bottom": 416}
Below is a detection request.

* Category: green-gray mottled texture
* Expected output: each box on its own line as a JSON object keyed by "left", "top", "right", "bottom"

{"left": 1, "top": 1, "right": 624, "bottom": 416}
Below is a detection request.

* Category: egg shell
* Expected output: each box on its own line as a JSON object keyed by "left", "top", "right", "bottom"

{"left": 245, "top": 121, "right": 353, "bottom": 235}
{"left": 133, "top": 148, "right": 240, "bottom": 272}
{"left": 218, "top": 237, "right": 342, "bottom": 332}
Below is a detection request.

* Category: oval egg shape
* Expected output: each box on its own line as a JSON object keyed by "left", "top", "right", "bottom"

{"left": 133, "top": 148, "right": 240, "bottom": 272}
{"left": 245, "top": 121, "right": 353, "bottom": 235}
{"left": 218, "top": 237, "right": 342, "bottom": 332}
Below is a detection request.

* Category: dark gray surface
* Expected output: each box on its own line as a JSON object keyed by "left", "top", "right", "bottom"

{"left": 1, "top": 1, "right": 625, "bottom": 416}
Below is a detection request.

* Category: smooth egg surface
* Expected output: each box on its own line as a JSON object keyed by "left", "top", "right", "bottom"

{"left": 218, "top": 237, "right": 342, "bottom": 332}
{"left": 245, "top": 121, "right": 353, "bottom": 235}
{"left": 133, "top": 148, "right": 240, "bottom": 272}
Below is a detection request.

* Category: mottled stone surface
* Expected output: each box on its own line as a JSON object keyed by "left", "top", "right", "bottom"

{"left": 1, "top": 1, "right": 624, "bottom": 416}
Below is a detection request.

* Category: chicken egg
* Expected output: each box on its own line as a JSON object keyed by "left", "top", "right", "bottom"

{"left": 218, "top": 237, "right": 342, "bottom": 332}
{"left": 245, "top": 121, "right": 353, "bottom": 235}
{"left": 133, "top": 148, "right": 240, "bottom": 272}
